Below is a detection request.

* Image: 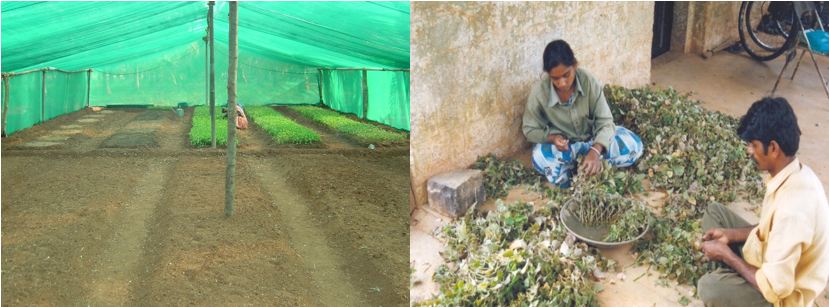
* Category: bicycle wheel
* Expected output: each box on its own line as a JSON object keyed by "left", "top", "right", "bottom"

{"left": 739, "top": 1, "right": 799, "bottom": 61}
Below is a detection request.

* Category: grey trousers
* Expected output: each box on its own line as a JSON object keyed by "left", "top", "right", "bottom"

{"left": 697, "top": 202, "right": 772, "bottom": 307}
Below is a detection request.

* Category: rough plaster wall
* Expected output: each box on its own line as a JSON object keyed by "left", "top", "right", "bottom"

{"left": 688, "top": 2, "right": 709, "bottom": 55}
{"left": 674, "top": 2, "right": 742, "bottom": 56}
{"left": 702, "top": 2, "right": 742, "bottom": 52}
{"left": 410, "top": 2, "right": 654, "bottom": 211}
{"left": 671, "top": 2, "right": 690, "bottom": 53}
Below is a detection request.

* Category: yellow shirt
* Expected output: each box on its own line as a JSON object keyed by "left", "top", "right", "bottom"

{"left": 742, "top": 158, "right": 829, "bottom": 307}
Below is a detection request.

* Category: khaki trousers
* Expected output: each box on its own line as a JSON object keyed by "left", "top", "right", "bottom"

{"left": 697, "top": 202, "right": 772, "bottom": 307}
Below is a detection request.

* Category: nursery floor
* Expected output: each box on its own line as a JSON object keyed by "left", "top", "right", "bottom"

{"left": 1, "top": 106, "right": 410, "bottom": 306}
{"left": 410, "top": 50, "right": 829, "bottom": 306}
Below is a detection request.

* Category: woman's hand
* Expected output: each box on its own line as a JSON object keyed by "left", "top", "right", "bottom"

{"left": 547, "top": 134, "right": 570, "bottom": 152}
{"left": 578, "top": 146, "right": 602, "bottom": 176}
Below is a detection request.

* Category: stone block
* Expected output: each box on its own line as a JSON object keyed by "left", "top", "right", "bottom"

{"left": 427, "top": 169, "right": 485, "bottom": 218}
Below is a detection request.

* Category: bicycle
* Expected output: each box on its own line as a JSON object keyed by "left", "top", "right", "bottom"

{"left": 738, "top": 1, "right": 828, "bottom": 61}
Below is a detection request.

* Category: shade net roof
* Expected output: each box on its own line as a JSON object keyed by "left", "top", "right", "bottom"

{"left": 2, "top": 1, "right": 410, "bottom": 71}
{"left": 0, "top": 1, "right": 410, "bottom": 133}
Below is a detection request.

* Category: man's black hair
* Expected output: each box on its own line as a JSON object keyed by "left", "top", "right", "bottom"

{"left": 736, "top": 96, "right": 800, "bottom": 156}
{"left": 543, "top": 40, "right": 576, "bottom": 72}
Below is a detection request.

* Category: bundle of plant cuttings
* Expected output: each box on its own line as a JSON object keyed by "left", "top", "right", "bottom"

{"left": 565, "top": 157, "right": 651, "bottom": 242}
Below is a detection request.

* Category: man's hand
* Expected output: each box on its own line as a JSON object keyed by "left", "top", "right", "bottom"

{"left": 703, "top": 228, "right": 730, "bottom": 245}
{"left": 700, "top": 227, "right": 762, "bottom": 292}
{"left": 701, "top": 239, "right": 733, "bottom": 262}
{"left": 578, "top": 146, "right": 602, "bottom": 176}
{"left": 547, "top": 134, "right": 570, "bottom": 152}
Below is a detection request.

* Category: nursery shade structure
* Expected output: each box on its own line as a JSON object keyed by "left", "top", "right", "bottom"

{"left": 1, "top": 1, "right": 410, "bottom": 135}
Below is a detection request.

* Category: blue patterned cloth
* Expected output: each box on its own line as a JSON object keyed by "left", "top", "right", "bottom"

{"left": 531, "top": 126, "right": 643, "bottom": 188}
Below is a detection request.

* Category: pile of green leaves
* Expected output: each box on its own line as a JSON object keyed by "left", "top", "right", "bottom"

{"left": 633, "top": 194, "right": 708, "bottom": 285}
{"left": 245, "top": 106, "right": 321, "bottom": 144}
{"left": 605, "top": 85, "right": 764, "bottom": 286}
{"left": 606, "top": 85, "right": 762, "bottom": 204}
{"left": 419, "top": 200, "right": 613, "bottom": 307}
{"left": 470, "top": 153, "right": 546, "bottom": 198}
{"left": 189, "top": 106, "right": 227, "bottom": 147}
{"left": 288, "top": 106, "right": 406, "bottom": 144}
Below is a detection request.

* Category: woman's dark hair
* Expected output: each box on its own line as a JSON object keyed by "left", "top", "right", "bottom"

{"left": 543, "top": 40, "right": 577, "bottom": 72}
{"left": 736, "top": 96, "right": 800, "bottom": 156}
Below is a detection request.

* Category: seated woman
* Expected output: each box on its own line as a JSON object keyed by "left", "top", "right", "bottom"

{"left": 235, "top": 103, "right": 248, "bottom": 130}
{"left": 522, "top": 39, "right": 643, "bottom": 188}
{"left": 223, "top": 103, "right": 248, "bottom": 130}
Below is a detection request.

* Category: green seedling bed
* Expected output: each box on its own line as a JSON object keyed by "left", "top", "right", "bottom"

{"left": 189, "top": 106, "right": 227, "bottom": 147}
{"left": 245, "top": 106, "right": 321, "bottom": 144}
{"left": 288, "top": 106, "right": 406, "bottom": 144}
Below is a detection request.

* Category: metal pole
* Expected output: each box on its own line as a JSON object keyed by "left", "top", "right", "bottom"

{"left": 208, "top": 1, "right": 217, "bottom": 148}
{"left": 361, "top": 69, "right": 368, "bottom": 118}
{"left": 225, "top": 1, "right": 239, "bottom": 217}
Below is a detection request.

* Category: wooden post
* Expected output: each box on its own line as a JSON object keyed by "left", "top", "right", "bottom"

{"left": 205, "top": 36, "right": 209, "bottom": 110}
{"left": 208, "top": 1, "right": 217, "bottom": 148}
{"left": 2, "top": 74, "right": 10, "bottom": 136}
{"left": 361, "top": 69, "right": 368, "bottom": 118}
{"left": 225, "top": 1, "right": 239, "bottom": 217}
{"left": 317, "top": 68, "right": 324, "bottom": 105}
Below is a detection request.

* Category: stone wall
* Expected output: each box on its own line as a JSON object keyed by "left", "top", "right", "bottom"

{"left": 410, "top": 2, "right": 654, "bottom": 212}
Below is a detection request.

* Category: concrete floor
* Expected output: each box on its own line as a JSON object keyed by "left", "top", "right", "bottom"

{"left": 410, "top": 49, "right": 829, "bottom": 306}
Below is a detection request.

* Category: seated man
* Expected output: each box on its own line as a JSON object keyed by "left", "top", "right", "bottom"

{"left": 522, "top": 40, "right": 643, "bottom": 187}
{"left": 698, "top": 97, "right": 829, "bottom": 307}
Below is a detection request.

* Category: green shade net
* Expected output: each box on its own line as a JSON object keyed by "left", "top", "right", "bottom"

{"left": 367, "top": 71, "right": 410, "bottom": 131}
{"left": 44, "top": 71, "right": 88, "bottom": 121}
{"left": 321, "top": 70, "right": 364, "bottom": 118}
{"left": 2, "top": 73, "right": 42, "bottom": 135}
{"left": 1, "top": 1, "right": 409, "bottom": 135}
{"left": 89, "top": 44, "right": 207, "bottom": 107}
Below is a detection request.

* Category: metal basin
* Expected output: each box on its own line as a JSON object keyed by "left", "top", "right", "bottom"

{"left": 559, "top": 198, "right": 649, "bottom": 248}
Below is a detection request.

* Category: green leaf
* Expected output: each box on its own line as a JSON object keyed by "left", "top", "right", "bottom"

{"left": 672, "top": 165, "right": 685, "bottom": 176}
{"left": 678, "top": 295, "right": 690, "bottom": 306}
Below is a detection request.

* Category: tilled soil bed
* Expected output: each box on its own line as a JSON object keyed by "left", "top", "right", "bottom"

{"left": 1, "top": 107, "right": 410, "bottom": 306}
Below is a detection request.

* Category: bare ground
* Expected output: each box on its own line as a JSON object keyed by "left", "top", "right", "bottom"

{"left": 2, "top": 106, "right": 410, "bottom": 306}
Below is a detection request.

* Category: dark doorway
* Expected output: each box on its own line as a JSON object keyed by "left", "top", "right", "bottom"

{"left": 652, "top": 1, "right": 674, "bottom": 59}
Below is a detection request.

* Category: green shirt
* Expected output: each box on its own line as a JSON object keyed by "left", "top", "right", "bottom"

{"left": 522, "top": 68, "right": 616, "bottom": 152}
